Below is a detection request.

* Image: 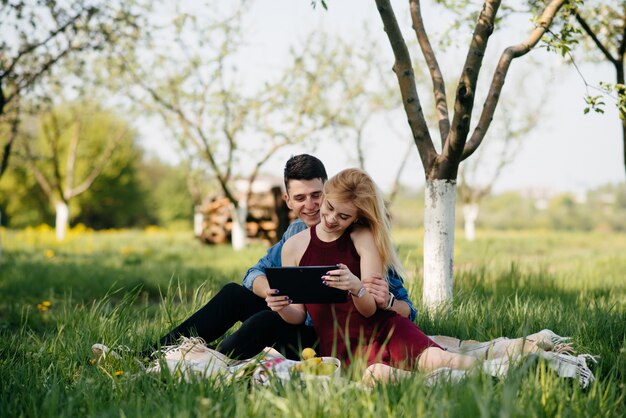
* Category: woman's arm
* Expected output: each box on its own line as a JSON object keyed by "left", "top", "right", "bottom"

{"left": 323, "top": 227, "right": 379, "bottom": 318}
{"left": 351, "top": 227, "right": 382, "bottom": 317}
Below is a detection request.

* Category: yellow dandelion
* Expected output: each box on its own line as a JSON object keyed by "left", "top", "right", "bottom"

{"left": 44, "top": 249, "right": 55, "bottom": 259}
{"left": 42, "top": 300, "right": 52, "bottom": 307}
{"left": 37, "top": 304, "right": 48, "bottom": 312}
{"left": 114, "top": 370, "right": 124, "bottom": 376}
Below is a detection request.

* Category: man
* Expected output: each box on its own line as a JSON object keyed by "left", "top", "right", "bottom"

{"left": 155, "top": 154, "right": 416, "bottom": 359}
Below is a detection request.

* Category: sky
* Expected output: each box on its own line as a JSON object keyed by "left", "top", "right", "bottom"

{"left": 140, "top": 0, "right": 624, "bottom": 194}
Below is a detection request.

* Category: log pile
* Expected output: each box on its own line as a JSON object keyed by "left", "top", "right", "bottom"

{"left": 195, "top": 185, "right": 293, "bottom": 245}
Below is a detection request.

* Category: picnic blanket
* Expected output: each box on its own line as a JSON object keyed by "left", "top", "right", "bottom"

{"left": 142, "top": 339, "right": 343, "bottom": 386}
{"left": 94, "top": 329, "right": 596, "bottom": 388}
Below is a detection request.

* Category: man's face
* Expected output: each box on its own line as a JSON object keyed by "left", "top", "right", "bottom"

{"left": 285, "top": 178, "right": 324, "bottom": 227}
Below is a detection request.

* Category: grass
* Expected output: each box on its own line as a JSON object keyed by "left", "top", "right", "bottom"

{"left": 1, "top": 226, "right": 625, "bottom": 417}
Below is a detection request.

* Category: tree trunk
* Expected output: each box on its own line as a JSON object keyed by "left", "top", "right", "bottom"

{"left": 423, "top": 179, "right": 456, "bottom": 310}
{"left": 621, "top": 117, "right": 626, "bottom": 179}
{"left": 55, "top": 200, "right": 69, "bottom": 241}
{"left": 462, "top": 203, "right": 479, "bottom": 241}
{"left": 230, "top": 201, "right": 247, "bottom": 251}
{"left": 193, "top": 211, "right": 204, "bottom": 237}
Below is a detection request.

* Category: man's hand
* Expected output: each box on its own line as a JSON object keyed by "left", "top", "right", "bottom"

{"left": 361, "top": 274, "right": 390, "bottom": 309}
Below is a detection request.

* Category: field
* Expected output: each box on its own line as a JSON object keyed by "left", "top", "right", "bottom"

{"left": 1, "top": 226, "right": 625, "bottom": 417}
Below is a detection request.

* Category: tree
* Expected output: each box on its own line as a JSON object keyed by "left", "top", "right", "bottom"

{"left": 15, "top": 101, "right": 135, "bottom": 240}
{"left": 117, "top": 1, "right": 343, "bottom": 249}
{"left": 0, "top": 0, "right": 140, "bottom": 259}
{"left": 566, "top": 0, "right": 626, "bottom": 178}
{"left": 373, "top": 0, "right": 570, "bottom": 309}
{"left": 0, "top": 0, "right": 140, "bottom": 181}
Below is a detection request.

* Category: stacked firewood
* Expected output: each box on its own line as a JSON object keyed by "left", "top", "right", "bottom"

{"left": 195, "top": 185, "right": 292, "bottom": 245}
{"left": 196, "top": 197, "right": 232, "bottom": 245}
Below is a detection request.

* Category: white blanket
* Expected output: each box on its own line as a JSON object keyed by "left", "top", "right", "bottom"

{"left": 141, "top": 329, "right": 597, "bottom": 388}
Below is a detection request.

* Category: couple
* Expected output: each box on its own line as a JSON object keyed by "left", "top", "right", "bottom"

{"left": 150, "top": 154, "right": 478, "bottom": 382}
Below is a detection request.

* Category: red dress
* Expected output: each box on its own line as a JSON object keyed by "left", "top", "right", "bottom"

{"left": 302, "top": 225, "right": 441, "bottom": 369}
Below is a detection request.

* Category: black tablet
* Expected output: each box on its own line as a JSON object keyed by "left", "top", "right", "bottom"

{"left": 265, "top": 266, "right": 348, "bottom": 304}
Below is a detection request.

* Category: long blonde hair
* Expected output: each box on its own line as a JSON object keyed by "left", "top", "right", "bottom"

{"left": 323, "top": 168, "right": 406, "bottom": 279}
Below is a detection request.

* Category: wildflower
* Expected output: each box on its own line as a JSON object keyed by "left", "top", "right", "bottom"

{"left": 36, "top": 300, "right": 52, "bottom": 312}
{"left": 44, "top": 249, "right": 55, "bottom": 259}
{"left": 115, "top": 370, "right": 124, "bottom": 377}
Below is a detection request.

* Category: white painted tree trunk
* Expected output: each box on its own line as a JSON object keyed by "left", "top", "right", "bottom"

{"left": 230, "top": 201, "right": 247, "bottom": 251}
{"left": 55, "top": 201, "right": 69, "bottom": 241}
{"left": 423, "top": 180, "right": 456, "bottom": 310}
{"left": 463, "top": 203, "right": 479, "bottom": 241}
{"left": 193, "top": 211, "right": 204, "bottom": 237}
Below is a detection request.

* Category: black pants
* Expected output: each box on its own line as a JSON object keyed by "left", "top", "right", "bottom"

{"left": 153, "top": 283, "right": 318, "bottom": 360}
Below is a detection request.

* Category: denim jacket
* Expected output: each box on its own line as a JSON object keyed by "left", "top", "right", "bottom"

{"left": 242, "top": 219, "right": 417, "bottom": 322}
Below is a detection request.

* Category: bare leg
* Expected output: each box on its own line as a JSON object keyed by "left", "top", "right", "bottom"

{"left": 362, "top": 347, "right": 479, "bottom": 386}
{"left": 362, "top": 363, "right": 412, "bottom": 386}
{"left": 417, "top": 347, "right": 479, "bottom": 372}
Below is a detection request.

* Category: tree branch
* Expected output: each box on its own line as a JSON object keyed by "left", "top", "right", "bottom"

{"left": 574, "top": 11, "right": 618, "bottom": 66}
{"left": 22, "top": 137, "right": 54, "bottom": 199}
{"left": 244, "top": 140, "right": 288, "bottom": 205}
{"left": 462, "top": 0, "right": 569, "bottom": 160}
{"left": 126, "top": 64, "right": 238, "bottom": 204}
{"left": 68, "top": 125, "right": 126, "bottom": 198}
{"left": 4, "top": 45, "right": 76, "bottom": 109}
{"left": 374, "top": 0, "right": 437, "bottom": 172}
{"left": 409, "top": 0, "right": 449, "bottom": 145}
{"left": 444, "top": 0, "right": 501, "bottom": 170}
{"left": 1, "top": 7, "right": 90, "bottom": 79}
{"left": 65, "top": 116, "right": 81, "bottom": 194}
{"left": 45, "top": 110, "right": 67, "bottom": 202}
{"left": 618, "top": 13, "right": 626, "bottom": 59}
{"left": 0, "top": 109, "right": 20, "bottom": 179}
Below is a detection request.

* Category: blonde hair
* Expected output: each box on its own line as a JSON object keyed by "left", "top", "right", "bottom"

{"left": 323, "top": 168, "right": 406, "bottom": 279}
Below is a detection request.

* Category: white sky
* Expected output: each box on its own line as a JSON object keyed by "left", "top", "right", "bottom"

{"left": 139, "top": 0, "right": 624, "bottom": 194}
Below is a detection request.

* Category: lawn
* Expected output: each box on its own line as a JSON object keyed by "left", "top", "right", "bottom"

{"left": 1, "top": 226, "right": 624, "bottom": 417}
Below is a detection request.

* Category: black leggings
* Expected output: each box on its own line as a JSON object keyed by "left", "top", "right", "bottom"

{"left": 153, "top": 283, "right": 317, "bottom": 360}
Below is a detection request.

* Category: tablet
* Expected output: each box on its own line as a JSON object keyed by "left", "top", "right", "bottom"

{"left": 265, "top": 266, "right": 348, "bottom": 304}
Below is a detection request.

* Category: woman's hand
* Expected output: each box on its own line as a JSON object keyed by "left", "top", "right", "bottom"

{"left": 264, "top": 288, "right": 291, "bottom": 312}
{"left": 322, "top": 263, "right": 362, "bottom": 295}
{"left": 264, "top": 288, "right": 306, "bottom": 324}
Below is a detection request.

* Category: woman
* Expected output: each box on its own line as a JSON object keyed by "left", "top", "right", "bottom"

{"left": 266, "top": 168, "right": 478, "bottom": 383}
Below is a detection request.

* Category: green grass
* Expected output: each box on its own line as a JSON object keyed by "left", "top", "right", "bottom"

{"left": 1, "top": 227, "right": 625, "bottom": 417}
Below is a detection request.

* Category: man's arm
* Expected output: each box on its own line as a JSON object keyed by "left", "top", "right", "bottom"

{"left": 241, "top": 220, "right": 308, "bottom": 298}
{"left": 387, "top": 272, "right": 416, "bottom": 321}
{"left": 362, "top": 269, "right": 417, "bottom": 321}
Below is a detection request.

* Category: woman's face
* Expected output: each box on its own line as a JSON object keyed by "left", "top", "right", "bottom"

{"left": 320, "top": 197, "right": 358, "bottom": 234}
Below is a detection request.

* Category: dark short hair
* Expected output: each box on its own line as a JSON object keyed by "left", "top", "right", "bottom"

{"left": 283, "top": 154, "right": 328, "bottom": 190}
